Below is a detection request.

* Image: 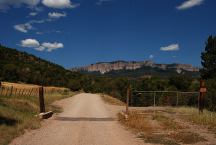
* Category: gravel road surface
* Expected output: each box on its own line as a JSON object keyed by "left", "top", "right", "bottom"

{"left": 10, "top": 93, "right": 146, "bottom": 145}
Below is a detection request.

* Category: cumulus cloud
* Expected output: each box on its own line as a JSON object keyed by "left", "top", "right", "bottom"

{"left": 20, "top": 38, "right": 63, "bottom": 52}
{"left": 14, "top": 19, "right": 49, "bottom": 33}
{"left": 14, "top": 23, "right": 33, "bottom": 33}
{"left": 40, "top": 42, "right": 64, "bottom": 52}
{"left": 42, "top": 0, "right": 79, "bottom": 9}
{"left": 96, "top": 0, "right": 112, "bottom": 5}
{"left": 21, "top": 39, "right": 40, "bottom": 47}
{"left": 48, "top": 12, "right": 66, "bottom": 18}
{"left": 149, "top": 54, "right": 154, "bottom": 59}
{"left": 176, "top": 0, "right": 204, "bottom": 10}
{"left": 29, "top": 12, "right": 38, "bottom": 16}
{"left": 160, "top": 44, "right": 180, "bottom": 51}
{"left": 0, "top": 0, "right": 40, "bottom": 10}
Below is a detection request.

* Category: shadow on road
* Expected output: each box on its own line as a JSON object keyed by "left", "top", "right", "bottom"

{"left": 54, "top": 117, "right": 116, "bottom": 122}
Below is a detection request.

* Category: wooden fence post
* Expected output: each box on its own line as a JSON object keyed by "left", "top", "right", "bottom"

{"left": 0, "top": 82, "right": 2, "bottom": 95}
{"left": 14, "top": 88, "right": 18, "bottom": 96}
{"left": 18, "top": 89, "right": 22, "bottom": 96}
{"left": 6, "top": 87, "right": 10, "bottom": 96}
{"left": 39, "top": 86, "right": 45, "bottom": 113}
{"left": 176, "top": 92, "right": 179, "bottom": 106}
{"left": 199, "top": 80, "right": 206, "bottom": 114}
{"left": 9, "top": 86, "right": 13, "bottom": 96}
{"left": 126, "top": 85, "right": 131, "bottom": 115}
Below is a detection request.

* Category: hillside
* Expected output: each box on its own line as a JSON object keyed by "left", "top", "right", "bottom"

{"left": 0, "top": 45, "right": 82, "bottom": 87}
{"left": 71, "top": 60, "right": 200, "bottom": 77}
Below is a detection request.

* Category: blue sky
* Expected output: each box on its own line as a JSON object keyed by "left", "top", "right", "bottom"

{"left": 0, "top": 0, "right": 215, "bottom": 68}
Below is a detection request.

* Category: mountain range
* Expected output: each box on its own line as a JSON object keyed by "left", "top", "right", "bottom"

{"left": 71, "top": 60, "right": 200, "bottom": 77}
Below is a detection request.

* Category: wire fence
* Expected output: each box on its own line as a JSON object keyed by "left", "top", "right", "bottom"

{"left": 0, "top": 84, "right": 69, "bottom": 98}
{"left": 130, "top": 90, "right": 200, "bottom": 108}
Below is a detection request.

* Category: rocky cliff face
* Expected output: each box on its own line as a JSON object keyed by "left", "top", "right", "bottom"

{"left": 71, "top": 60, "right": 199, "bottom": 74}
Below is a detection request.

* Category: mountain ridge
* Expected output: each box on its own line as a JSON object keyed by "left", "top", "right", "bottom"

{"left": 70, "top": 60, "right": 199, "bottom": 76}
{"left": 71, "top": 60, "right": 200, "bottom": 75}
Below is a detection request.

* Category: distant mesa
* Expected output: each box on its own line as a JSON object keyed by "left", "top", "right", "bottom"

{"left": 71, "top": 60, "right": 200, "bottom": 76}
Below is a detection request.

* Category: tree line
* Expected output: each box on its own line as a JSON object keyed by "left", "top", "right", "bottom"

{"left": 1, "top": 35, "right": 216, "bottom": 111}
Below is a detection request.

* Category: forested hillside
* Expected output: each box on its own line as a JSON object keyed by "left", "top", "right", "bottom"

{"left": 0, "top": 44, "right": 82, "bottom": 87}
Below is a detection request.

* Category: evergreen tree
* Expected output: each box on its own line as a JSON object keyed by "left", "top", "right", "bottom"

{"left": 201, "top": 35, "right": 216, "bottom": 79}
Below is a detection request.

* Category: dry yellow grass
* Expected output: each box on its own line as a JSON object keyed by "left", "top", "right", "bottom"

{"left": 0, "top": 91, "right": 77, "bottom": 145}
{"left": 118, "top": 111, "right": 154, "bottom": 133}
{"left": 100, "top": 94, "right": 125, "bottom": 106}
{"left": 172, "top": 107, "right": 216, "bottom": 134}
{"left": 0, "top": 82, "right": 69, "bottom": 97}
{"left": 118, "top": 109, "right": 209, "bottom": 145}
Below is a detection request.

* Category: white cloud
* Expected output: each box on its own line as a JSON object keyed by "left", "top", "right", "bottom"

{"left": 20, "top": 38, "right": 63, "bottom": 52}
{"left": 29, "top": 19, "right": 46, "bottom": 24}
{"left": 0, "top": 0, "right": 40, "bottom": 10}
{"left": 42, "top": 0, "right": 79, "bottom": 9}
{"left": 14, "top": 23, "right": 33, "bottom": 33}
{"left": 160, "top": 44, "right": 180, "bottom": 51}
{"left": 176, "top": 0, "right": 204, "bottom": 10}
{"left": 96, "top": 0, "right": 112, "bottom": 5}
{"left": 41, "top": 42, "right": 64, "bottom": 52}
{"left": 35, "top": 46, "right": 46, "bottom": 51}
{"left": 14, "top": 19, "right": 49, "bottom": 33}
{"left": 36, "top": 32, "right": 43, "bottom": 35}
{"left": 149, "top": 54, "right": 154, "bottom": 59}
{"left": 48, "top": 12, "right": 66, "bottom": 18}
{"left": 29, "top": 12, "right": 38, "bottom": 16}
{"left": 21, "top": 39, "right": 40, "bottom": 47}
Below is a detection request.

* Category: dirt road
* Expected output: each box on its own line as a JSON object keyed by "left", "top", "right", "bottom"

{"left": 10, "top": 93, "right": 146, "bottom": 145}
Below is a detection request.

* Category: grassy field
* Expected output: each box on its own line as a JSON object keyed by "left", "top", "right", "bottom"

{"left": 0, "top": 83, "right": 76, "bottom": 145}
{"left": 118, "top": 107, "right": 216, "bottom": 145}
{"left": 100, "top": 94, "right": 125, "bottom": 106}
{"left": 172, "top": 107, "right": 216, "bottom": 135}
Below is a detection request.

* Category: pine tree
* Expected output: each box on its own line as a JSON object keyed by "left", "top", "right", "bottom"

{"left": 200, "top": 36, "right": 216, "bottom": 79}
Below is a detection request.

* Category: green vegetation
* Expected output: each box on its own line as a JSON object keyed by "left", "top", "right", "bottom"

{"left": 0, "top": 91, "right": 76, "bottom": 145}
{"left": 200, "top": 35, "right": 216, "bottom": 79}
{"left": 1, "top": 35, "right": 216, "bottom": 113}
{"left": 200, "top": 35, "right": 216, "bottom": 112}
{"left": 0, "top": 45, "right": 83, "bottom": 88}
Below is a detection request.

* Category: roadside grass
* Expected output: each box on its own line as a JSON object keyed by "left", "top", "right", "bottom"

{"left": 118, "top": 111, "right": 153, "bottom": 133}
{"left": 169, "top": 131, "right": 206, "bottom": 144}
{"left": 0, "top": 91, "right": 76, "bottom": 145}
{"left": 100, "top": 94, "right": 125, "bottom": 106}
{"left": 153, "top": 114, "right": 184, "bottom": 130}
{"left": 172, "top": 107, "right": 216, "bottom": 134}
{"left": 118, "top": 108, "right": 209, "bottom": 145}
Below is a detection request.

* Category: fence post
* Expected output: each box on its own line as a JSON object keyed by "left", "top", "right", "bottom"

{"left": 9, "top": 86, "right": 13, "bottom": 96}
{"left": 176, "top": 92, "right": 179, "bottom": 106}
{"left": 6, "top": 87, "right": 10, "bottom": 96}
{"left": 39, "top": 86, "right": 45, "bottom": 113}
{"left": 126, "top": 85, "right": 131, "bottom": 115}
{"left": 153, "top": 91, "right": 156, "bottom": 116}
{"left": 199, "top": 80, "right": 206, "bottom": 114}
{"left": 18, "top": 89, "right": 22, "bottom": 96}
{"left": 14, "top": 88, "right": 17, "bottom": 96}
{"left": 0, "top": 82, "right": 2, "bottom": 95}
